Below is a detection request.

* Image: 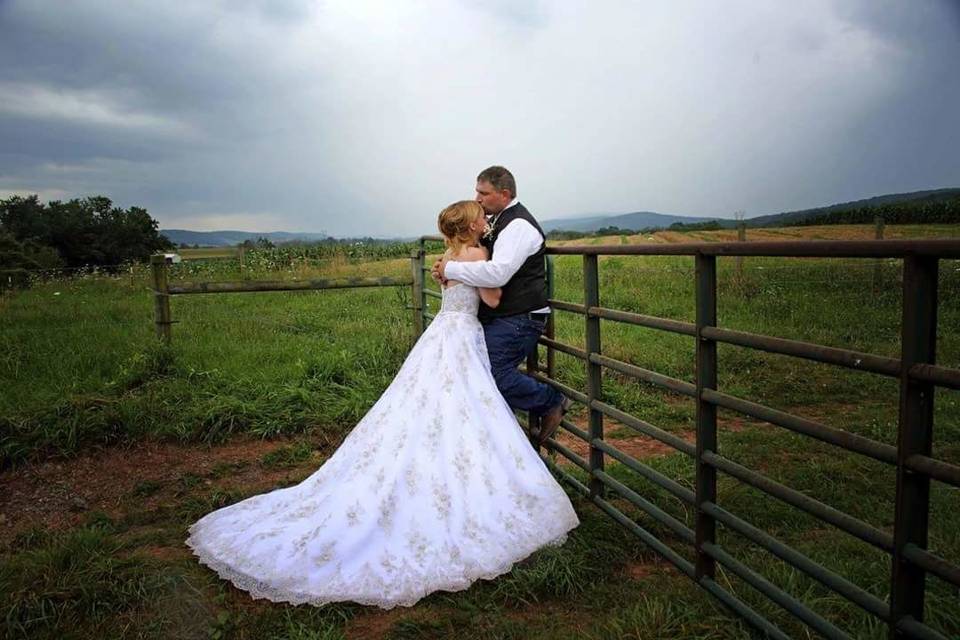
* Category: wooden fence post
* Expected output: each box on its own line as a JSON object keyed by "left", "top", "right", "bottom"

{"left": 873, "top": 217, "right": 885, "bottom": 291}
{"left": 410, "top": 249, "right": 424, "bottom": 339}
{"left": 736, "top": 222, "right": 746, "bottom": 287}
{"left": 150, "top": 254, "right": 172, "bottom": 345}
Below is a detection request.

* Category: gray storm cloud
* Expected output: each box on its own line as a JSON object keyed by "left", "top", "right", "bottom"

{"left": 1, "top": 0, "right": 958, "bottom": 236}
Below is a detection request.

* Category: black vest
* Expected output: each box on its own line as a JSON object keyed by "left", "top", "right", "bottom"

{"left": 478, "top": 203, "right": 548, "bottom": 320}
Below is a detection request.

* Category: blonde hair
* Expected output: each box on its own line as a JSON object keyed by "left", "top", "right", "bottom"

{"left": 437, "top": 200, "right": 484, "bottom": 254}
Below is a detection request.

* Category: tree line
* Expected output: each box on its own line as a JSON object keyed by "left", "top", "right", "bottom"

{"left": 788, "top": 197, "right": 960, "bottom": 227}
{"left": 1, "top": 194, "right": 173, "bottom": 288}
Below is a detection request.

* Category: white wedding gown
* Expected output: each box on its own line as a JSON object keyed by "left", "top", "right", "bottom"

{"left": 186, "top": 283, "right": 580, "bottom": 608}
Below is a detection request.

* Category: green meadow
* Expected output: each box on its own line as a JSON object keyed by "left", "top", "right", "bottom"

{"left": 1, "top": 226, "right": 959, "bottom": 639}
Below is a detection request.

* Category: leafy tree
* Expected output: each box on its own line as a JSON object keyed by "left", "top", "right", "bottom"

{"left": 0, "top": 194, "right": 173, "bottom": 270}
{"left": 0, "top": 231, "right": 62, "bottom": 289}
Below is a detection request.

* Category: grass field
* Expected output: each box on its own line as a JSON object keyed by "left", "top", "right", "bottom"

{"left": 2, "top": 224, "right": 959, "bottom": 639}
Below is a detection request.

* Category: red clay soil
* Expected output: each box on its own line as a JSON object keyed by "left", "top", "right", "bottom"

{"left": 550, "top": 413, "right": 692, "bottom": 465}
{"left": 2, "top": 406, "right": 771, "bottom": 550}
{"left": 0, "top": 436, "right": 328, "bottom": 545}
{"left": 549, "top": 410, "right": 763, "bottom": 467}
{"left": 343, "top": 609, "right": 409, "bottom": 640}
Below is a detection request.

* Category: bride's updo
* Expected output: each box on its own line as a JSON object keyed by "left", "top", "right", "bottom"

{"left": 438, "top": 201, "right": 484, "bottom": 254}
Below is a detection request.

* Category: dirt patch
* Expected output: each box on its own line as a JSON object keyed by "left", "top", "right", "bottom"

{"left": 0, "top": 436, "right": 332, "bottom": 545}
{"left": 344, "top": 608, "right": 408, "bottom": 640}
{"left": 136, "top": 544, "right": 194, "bottom": 563}
{"left": 549, "top": 413, "right": 693, "bottom": 466}
{"left": 547, "top": 409, "right": 771, "bottom": 467}
{"left": 622, "top": 556, "right": 680, "bottom": 581}
{"left": 717, "top": 414, "right": 767, "bottom": 433}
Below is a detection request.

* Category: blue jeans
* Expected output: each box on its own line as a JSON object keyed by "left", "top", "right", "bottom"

{"left": 481, "top": 314, "right": 562, "bottom": 416}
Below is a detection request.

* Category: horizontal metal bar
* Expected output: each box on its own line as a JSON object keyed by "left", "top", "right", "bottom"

{"left": 547, "top": 299, "right": 587, "bottom": 314}
{"left": 590, "top": 493, "right": 696, "bottom": 579}
{"left": 423, "top": 289, "right": 442, "bottom": 300}
{"left": 545, "top": 239, "right": 960, "bottom": 258}
{"left": 702, "top": 389, "right": 898, "bottom": 465}
{"left": 703, "top": 451, "right": 895, "bottom": 552}
{"left": 902, "top": 543, "right": 960, "bottom": 589}
{"left": 538, "top": 336, "right": 588, "bottom": 360}
{"left": 696, "top": 576, "right": 792, "bottom": 640}
{"left": 593, "top": 469, "right": 696, "bottom": 544}
{"left": 896, "top": 616, "right": 951, "bottom": 640}
{"left": 702, "top": 542, "right": 851, "bottom": 640}
{"left": 701, "top": 326, "right": 901, "bottom": 378}
{"left": 542, "top": 439, "right": 591, "bottom": 473}
{"left": 423, "top": 312, "right": 436, "bottom": 321}
{"left": 559, "top": 417, "right": 590, "bottom": 442}
{"left": 909, "top": 363, "right": 960, "bottom": 390}
{"left": 579, "top": 473, "right": 793, "bottom": 640}
{"left": 529, "top": 372, "right": 590, "bottom": 405}
{"left": 904, "top": 453, "right": 960, "bottom": 489}
{"left": 591, "top": 438, "right": 695, "bottom": 504}
{"left": 541, "top": 455, "right": 590, "bottom": 497}
{"left": 701, "top": 502, "right": 890, "bottom": 621}
{"left": 591, "top": 353, "right": 697, "bottom": 397}
{"left": 168, "top": 276, "right": 412, "bottom": 294}
{"left": 590, "top": 306, "right": 697, "bottom": 336}
{"left": 591, "top": 399, "right": 697, "bottom": 457}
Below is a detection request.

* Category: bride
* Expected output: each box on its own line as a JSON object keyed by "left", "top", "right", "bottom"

{"left": 186, "top": 200, "right": 580, "bottom": 609}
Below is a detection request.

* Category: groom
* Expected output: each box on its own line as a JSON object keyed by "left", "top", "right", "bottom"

{"left": 434, "top": 165, "right": 571, "bottom": 445}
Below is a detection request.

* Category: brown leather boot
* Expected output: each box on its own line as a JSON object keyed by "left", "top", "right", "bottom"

{"left": 536, "top": 396, "right": 572, "bottom": 447}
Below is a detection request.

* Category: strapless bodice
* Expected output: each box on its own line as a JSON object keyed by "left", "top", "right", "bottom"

{"left": 439, "top": 283, "right": 480, "bottom": 316}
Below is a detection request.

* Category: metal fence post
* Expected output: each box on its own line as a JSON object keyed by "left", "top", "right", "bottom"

{"left": 584, "top": 254, "right": 604, "bottom": 497}
{"left": 546, "top": 255, "right": 556, "bottom": 381}
{"left": 410, "top": 249, "right": 424, "bottom": 339}
{"left": 695, "top": 252, "right": 718, "bottom": 580}
{"left": 889, "top": 254, "right": 938, "bottom": 638}
{"left": 150, "top": 254, "right": 172, "bottom": 344}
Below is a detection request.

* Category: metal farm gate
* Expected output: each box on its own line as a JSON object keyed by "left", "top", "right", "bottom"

{"left": 410, "top": 238, "right": 960, "bottom": 640}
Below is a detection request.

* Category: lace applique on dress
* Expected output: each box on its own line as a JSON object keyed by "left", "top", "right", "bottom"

{"left": 186, "top": 283, "right": 578, "bottom": 609}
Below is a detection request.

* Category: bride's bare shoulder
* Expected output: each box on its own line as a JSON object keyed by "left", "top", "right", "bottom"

{"left": 455, "top": 246, "right": 488, "bottom": 262}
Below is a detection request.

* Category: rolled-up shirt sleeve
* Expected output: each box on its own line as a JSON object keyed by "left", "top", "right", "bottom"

{"left": 444, "top": 219, "right": 543, "bottom": 288}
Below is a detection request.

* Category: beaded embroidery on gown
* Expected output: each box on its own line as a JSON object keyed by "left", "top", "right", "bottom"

{"left": 186, "top": 283, "right": 580, "bottom": 608}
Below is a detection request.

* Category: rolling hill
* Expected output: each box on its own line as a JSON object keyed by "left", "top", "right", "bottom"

{"left": 160, "top": 229, "right": 332, "bottom": 247}
{"left": 161, "top": 188, "right": 960, "bottom": 244}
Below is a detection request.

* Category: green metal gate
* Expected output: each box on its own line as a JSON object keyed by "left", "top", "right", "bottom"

{"left": 412, "top": 237, "right": 960, "bottom": 640}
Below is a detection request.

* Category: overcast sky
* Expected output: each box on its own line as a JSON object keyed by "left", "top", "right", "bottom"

{"left": 1, "top": 1, "right": 958, "bottom": 237}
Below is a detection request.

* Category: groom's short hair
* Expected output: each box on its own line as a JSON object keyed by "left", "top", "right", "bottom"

{"left": 477, "top": 166, "right": 516, "bottom": 198}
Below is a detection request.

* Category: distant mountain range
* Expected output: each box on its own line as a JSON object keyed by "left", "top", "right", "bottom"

{"left": 539, "top": 211, "right": 716, "bottom": 232}
{"left": 161, "top": 188, "right": 960, "bottom": 245}
{"left": 160, "top": 229, "right": 332, "bottom": 247}
{"left": 541, "top": 188, "right": 960, "bottom": 233}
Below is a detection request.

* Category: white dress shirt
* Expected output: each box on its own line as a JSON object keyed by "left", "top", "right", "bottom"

{"left": 445, "top": 200, "right": 550, "bottom": 314}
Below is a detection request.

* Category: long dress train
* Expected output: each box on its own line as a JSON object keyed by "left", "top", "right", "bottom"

{"left": 186, "top": 283, "right": 580, "bottom": 608}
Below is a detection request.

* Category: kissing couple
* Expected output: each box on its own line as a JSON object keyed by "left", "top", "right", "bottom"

{"left": 186, "top": 165, "right": 579, "bottom": 608}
